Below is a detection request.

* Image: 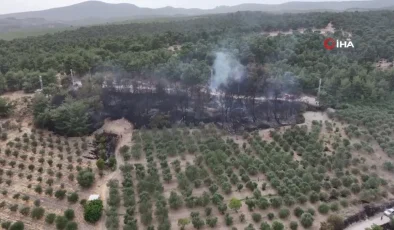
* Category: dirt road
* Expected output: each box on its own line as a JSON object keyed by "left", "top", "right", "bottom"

{"left": 95, "top": 118, "right": 133, "bottom": 230}
{"left": 345, "top": 214, "right": 390, "bottom": 230}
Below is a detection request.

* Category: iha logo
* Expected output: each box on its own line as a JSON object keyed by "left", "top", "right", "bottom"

{"left": 323, "top": 38, "right": 354, "bottom": 50}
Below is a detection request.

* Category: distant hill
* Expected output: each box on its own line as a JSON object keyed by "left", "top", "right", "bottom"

{"left": 0, "top": 1, "right": 202, "bottom": 23}
{"left": 0, "top": 0, "right": 393, "bottom": 39}
{"left": 1, "top": 0, "right": 394, "bottom": 23}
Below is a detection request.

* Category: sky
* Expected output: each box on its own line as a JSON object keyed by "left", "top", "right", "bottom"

{"left": 0, "top": 0, "right": 364, "bottom": 14}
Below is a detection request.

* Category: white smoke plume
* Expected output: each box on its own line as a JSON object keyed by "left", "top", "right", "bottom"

{"left": 209, "top": 51, "right": 245, "bottom": 91}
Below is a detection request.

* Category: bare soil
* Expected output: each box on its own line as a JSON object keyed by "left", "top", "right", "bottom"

{"left": 376, "top": 59, "right": 394, "bottom": 70}
{"left": 262, "top": 22, "right": 351, "bottom": 38}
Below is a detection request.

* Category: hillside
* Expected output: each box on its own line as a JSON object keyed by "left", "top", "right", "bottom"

{"left": 0, "top": 0, "right": 393, "bottom": 38}
{"left": 0, "top": 0, "right": 393, "bottom": 23}
{"left": 0, "top": 17, "right": 69, "bottom": 33}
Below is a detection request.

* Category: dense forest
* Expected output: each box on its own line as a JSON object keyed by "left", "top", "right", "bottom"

{"left": 1, "top": 10, "right": 394, "bottom": 134}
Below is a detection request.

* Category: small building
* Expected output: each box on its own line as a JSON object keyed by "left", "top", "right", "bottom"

{"left": 88, "top": 194, "right": 100, "bottom": 201}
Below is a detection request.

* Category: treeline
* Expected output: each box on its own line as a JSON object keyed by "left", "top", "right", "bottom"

{"left": 1, "top": 10, "right": 394, "bottom": 112}
{"left": 0, "top": 69, "right": 57, "bottom": 93}
{"left": 32, "top": 88, "right": 103, "bottom": 136}
{"left": 0, "top": 11, "right": 332, "bottom": 75}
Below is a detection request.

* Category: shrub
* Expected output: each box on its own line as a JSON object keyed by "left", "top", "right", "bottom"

{"left": 225, "top": 213, "right": 233, "bottom": 226}
{"left": 80, "top": 199, "right": 87, "bottom": 206}
{"left": 297, "top": 195, "right": 308, "bottom": 204}
{"left": 307, "top": 208, "right": 315, "bottom": 216}
{"left": 205, "top": 207, "right": 212, "bottom": 216}
{"left": 278, "top": 208, "right": 290, "bottom": 219}
{"left": 272, "top": 221, "right": 284, "bottom": 230}
{"left": 65, "top": 221, "right": 78, "bottom": 230}
{"left": 239, "top": 214, "right": 245, "bottom": 223}
{"left": 45, "top": 213, "right": 57, "bottom": 224}
{"left": 300, "top": 213, "right": 314, "bottom": 228}
{"left": 340, "top": 199, "right": 348, "bottom": 207}
{"left": 178, "top": 218, "right": 190, "bottom": 230}
{"left": 267, "top": 213, "right": 275, "bottom": 220}
{"left": 19, "top": 206, "right": 30, "bottom": 216}
{"left": 34, "top": 199, "right": 41, "bottom": 207}
{"left": 45, "top": 187, "right": 53, "bottom": 196}
{"left": 270, "top": 197, "right": 282, "bottom": 208}
{"left": 96, "top": 159, "right": 105, "bottom": 170}
{"left": 206, "top": 217, "right": 218, "bottom": 227}
{"left": 55, "top": 190, "right": 67, "bottom": 200}
{"left": 1, "top": 222, "right": 11, "bottom": 230}
{"left": 64, "top": 209, "right": 75, "bottom": 220}
{"left": 67, "top": 192, "right": 79, "bottom": 203}
{"left": 191, "top": 216, "right": 205, "bottom": 229}
{"left": 10, "top": 204, "right": 18, "bottom": 212}
{"left": 9, "top": 221, "right": 24, "bottom": 230}
{"left": 290, "top": 221, "right": 298, "bottom": 230}
{"left": 309, "top": 192, "right": 319, "bottom": 203}
{"left": 294, "top": 207, "right": 304, "bottom": 218}
{"left": 169, "top": 191, "right": 183, "bottom": 210}
{"left": 252, "top": 213, "right": 262, "bottom": 223}
{"left": 31, "top": 207, "right": 45, "bottom": 220}
{"left": 260, "top": 222, "right": 271, "bottom": 230}
{"left": 318, "top": 203, "right": 330, "bottom": 214}
{"left": 55, "top": 216, "right": 68, "bottom": 230}
{"left": 330, "top": 202, "right": 340, "bottom": 211}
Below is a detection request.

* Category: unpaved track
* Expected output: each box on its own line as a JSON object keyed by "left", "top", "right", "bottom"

{"left": 95, "top": 118, "right": 133, "bottom": 230}
{"left": 346, "top": 213, "right": 390, "bottom": 230}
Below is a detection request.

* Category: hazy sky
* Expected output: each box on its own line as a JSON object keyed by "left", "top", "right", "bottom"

{"left": 1, "top": 0, "right": 363, "bottom": 14}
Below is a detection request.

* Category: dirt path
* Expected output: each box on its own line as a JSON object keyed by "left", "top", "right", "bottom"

{"left": 1, "top": 90, "right": 34, "bottom": 100}
{"left": 346, "top": 213, "right": 390, "bottom": 230}
{"left": 95, "top": 118, "right": 133, "bottom": 230}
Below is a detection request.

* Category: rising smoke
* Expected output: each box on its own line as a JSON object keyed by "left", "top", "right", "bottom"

{"left": 209, "top": 51, "right": 245, "bottom": 91}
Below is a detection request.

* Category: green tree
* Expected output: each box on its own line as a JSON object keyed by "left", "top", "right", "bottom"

{"left": 206, "top": 217, "right": 218, "bottom": 228}
{"left": 77, "top": 169, "right": 95, "bottom": 188}
{"left": 252, "top": 213, "right": 262, "bottom": 223}
{"left": 96, "top": 159, "right": 105, "bottom": 170}
{"left": 64, "top": 209, "right": 75, "bottom": 220}
{"left": 290, "top": 221, "right": 298, "bottom": 230}
{"left": 192, "top": 216, "right": 205, "bottom": 229}
{"left": 55, "top": 216, "right": 68, "bottom": 230}
{"left": 46, "top": 213, "right": 57, "bottom": 224}
{"left": 68, "top": 192, "right": 79, "bottom": 203}
{"left": 0, "top": 98, "right": 13, "bottom": 118}
{"left": 178, "top": 218, "right": 190, "bottom": 230}
{"left": 65, "top": 222, "right": 78, "bottom": 230}
{"left": 169, "top": 191, "right": 183, "bottom": 210}
{"left": 260, "top": 222, "right": 271, "bottom": 230}
{"left": 272, "top": 221, "right": 284, "bottom": 230}
{"left": 9, "top": 221, "right": 24, "bottom": 230}
{"left": 300, "top": 213, "right": 314, "bottom": 228}
{"left": 229, "top": 198, "right": 242, "bottom": 212}
{"left": 31, "top": 207, "right": 45, "bottom": 220}
{"left": 84, "top": 199, "right": 103, "bottom": 223}
{"left": 50, "top": 100, "right": 91, "bottom": 136}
